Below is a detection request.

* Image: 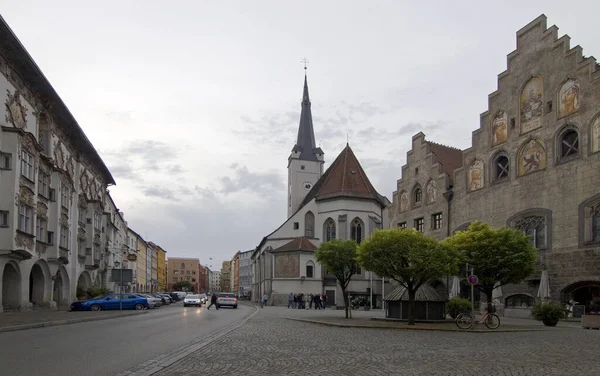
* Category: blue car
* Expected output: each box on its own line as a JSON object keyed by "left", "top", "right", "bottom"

{"left": 70, "top": 293, "right": 149, "bottom": 311}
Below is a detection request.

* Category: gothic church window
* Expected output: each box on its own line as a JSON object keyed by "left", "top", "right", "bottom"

{"left": 305, "top": 211, "right": 315, "bottom": 237}
{"left": 511, "top": 215, "right": 547, "bottom": 249}
{"left": 579, "top": 194, "right": 600, "bottom": 245}
{"left": 413, "top": 185, "right": 422, "bottom": 206}
{"left": 324, "top": 219, "right": 336, "bottom": 242}
{"left": 492, "top": 153, "right": 510, "bottom": 182}
{"left": 558, "top": 127, "right": 579, "bottom": 161}
{"left": 351, "top": 218, "right": 363, "bottom": 244}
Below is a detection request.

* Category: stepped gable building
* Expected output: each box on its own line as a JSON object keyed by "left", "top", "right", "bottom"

{"left": 252, "top": 73, "right": 392, "bottom": 307}
{"left": 390, "top": 15, "right": 600, "bottom": 317}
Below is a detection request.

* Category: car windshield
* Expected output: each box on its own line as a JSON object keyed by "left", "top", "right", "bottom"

{"left": 186, "top": 295, "right": 199, "bottom": 299}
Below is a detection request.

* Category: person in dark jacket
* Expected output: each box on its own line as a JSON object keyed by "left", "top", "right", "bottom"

{"left": 207, "top": 293, "right": 219, "bottom": 310}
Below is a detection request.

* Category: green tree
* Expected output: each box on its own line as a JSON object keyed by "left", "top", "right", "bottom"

{"left": 358, "top": 228, "right": 459, "bottom": 325}
{"left": 315, "top": 239, "right": 359, "bottom": 319}
{"left": 443, "top": 221, "right": 537, "bottom": 307}
{"left": 173, "top": 280, "right": 194, "bottom": 292}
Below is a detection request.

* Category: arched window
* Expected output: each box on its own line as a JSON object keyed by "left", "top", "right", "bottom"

{"left": 508, "top": 209, "right": 552, "bottom": 250}
{"left": 492, "top": 152, "right": 510, "bottom": 182}
{"left": 306, "top": 261, "right": 314, "bottom": 278}
{"left": 413, "top": 185, "right": 422, "bottom": 206}
{"left": 351, "top": 218, "right": 363, "bottom": 244}
{"left": 557, "top": 126, "right": 579, "bottom": 161}
{"left": 505, "top": 294, "right": 535, "bottom": 308}
{"left": 304, "top": 211, "right": 315, "bottom": 238}
{"left": 324, "top": 219, "right": 336, "bottom": 242}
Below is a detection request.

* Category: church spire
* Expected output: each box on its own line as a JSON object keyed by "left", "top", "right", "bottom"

{"left": 292, "top": 73, "right": 319, "bottom": 161}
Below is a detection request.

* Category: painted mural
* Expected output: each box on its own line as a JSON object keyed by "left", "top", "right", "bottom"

{"left": 520, "top": 76, "right": 543, "bottom": 134}
{"left": 491, "top": 110, "right": 508, "bottom": 146}
{"left": 467, "top": 160, "right": 484, "bottom": 192}
{"left": 592, "top": 116, "right": 600, "bottom": 153}
{"left": 5, "top": 90, "right": 28, "bottom": 129}
{"left": 426, "top": 180, "right": 437, "bottom": 204}
{"left": 399, "top": 191, "right": 409, "bottom": 212}
{"left": 558, "top": 79, "right": 580, "bottom": 118}
{"left": 274, "top": 254, "right": 299, "bottom": 278}
{"left": 518, "top": 139, "right": 546, "bottom": 176}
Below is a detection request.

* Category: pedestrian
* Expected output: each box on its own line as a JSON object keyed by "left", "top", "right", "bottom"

{"left": 263, "top": 293, "right": 268, "bottom": 307}
{"left": 207, "top": 292, "right": 218, "bottom": 310}
{"left": 288, "top": 293, "right": 294, "bottom": 309}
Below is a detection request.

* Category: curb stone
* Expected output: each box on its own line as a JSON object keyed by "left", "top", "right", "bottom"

{"left": 116, "top": 304, "right": 259, "bottom": 376}
{"left": 284, "top": 317, "right": 551, "bottom": 333}
{"left": 0, "top": 310, "right": 148, "bottom": 333}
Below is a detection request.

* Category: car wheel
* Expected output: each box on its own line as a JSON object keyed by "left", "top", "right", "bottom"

{"left": 183, "top": 304, "right": 188, "bottom": 307}
{"left": 234, "top": 305, "right": 238, "bottom": 309}
{"left": 90, "top": 304, "right": 101, "bottom": 312}
{"left": 134, "top": 304, "right": 144, "bottom": 310}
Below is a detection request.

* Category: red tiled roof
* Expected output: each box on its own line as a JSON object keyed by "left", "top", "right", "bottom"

{"left": 299, "top": 144, "right": 386, "bottom": 207}
{"left": 427, "top": 141, "right": 463, "bottom": 183}
{"left": 271, "top": 237, "right": 317, "bottom": 252}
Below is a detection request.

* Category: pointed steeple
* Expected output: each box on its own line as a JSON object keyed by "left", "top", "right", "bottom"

{"left": 292, "top": 75, "right": 321, "bottom": 161}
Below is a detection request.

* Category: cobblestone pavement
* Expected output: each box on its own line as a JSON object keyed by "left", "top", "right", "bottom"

{"left": 155, "top": 306, "right": 600, "bottom": 376}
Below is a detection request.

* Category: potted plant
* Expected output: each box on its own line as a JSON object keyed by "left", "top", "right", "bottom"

{"left": 531, "top": 302, "right": 565, "bottom": 327}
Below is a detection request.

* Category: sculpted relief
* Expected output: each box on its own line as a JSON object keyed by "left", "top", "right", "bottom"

{"left": 520, "top": 76, "right": 543, "bottom": 134}
{"left": 518, "top": 139, "right": 546, "bottom": 176}
{"left": 5, "top": 90, "right": 28, "bottom": 129}
{"left": 491, "top": 110, "right": 508, "bottom": 146}
{"left": 274, "top": 254, "right": 299, "bottom": 278}
{"left": 426, "top": 180, "right": 437, "bottom": 204}
{"left": 399, "top": 191, "right": 409, "bottom": 212}
{"left": 467, "top": 160, "right": 484, "bottom": 192}
{"left": 592, "top": 116, "right": 600, "bottom": 154}
{"left": 558, "top": 79, "right": 580, "bottom": 118}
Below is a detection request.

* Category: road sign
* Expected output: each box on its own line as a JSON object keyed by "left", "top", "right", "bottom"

{"left": 467, "top": 274, "right": 479, "bottom": 285}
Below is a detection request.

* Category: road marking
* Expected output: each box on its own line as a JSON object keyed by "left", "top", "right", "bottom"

{"left": 115, "top": 304, "right": 259, "bottom": 376}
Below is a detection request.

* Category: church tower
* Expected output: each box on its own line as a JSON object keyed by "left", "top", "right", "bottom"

{"left": 287, "top": 73, "right": 324, "bottom": 218}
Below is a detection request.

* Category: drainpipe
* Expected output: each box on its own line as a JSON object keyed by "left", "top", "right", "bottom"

{"left": 443, "top": 184, "right": 454, "bottom": 299}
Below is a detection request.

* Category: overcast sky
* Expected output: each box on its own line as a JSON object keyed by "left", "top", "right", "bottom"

{"left": 1, "top": 1, "right": 597, "bottom": 270}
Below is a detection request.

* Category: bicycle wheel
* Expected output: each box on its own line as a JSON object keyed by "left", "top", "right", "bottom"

{"left": 455, "top": 313, "right": 473, "bottom": 329}
{"left": 484, "top": 313, "right": 501, "bottom": 329}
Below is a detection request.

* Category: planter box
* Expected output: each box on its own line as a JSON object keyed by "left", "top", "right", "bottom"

{"left": 582, "top": 315, "right": 600, "bottom": 329}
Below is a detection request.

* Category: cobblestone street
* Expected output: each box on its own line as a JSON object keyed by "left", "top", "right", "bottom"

{"left": 156, "top": 306, "right": 600, "bottom": 376}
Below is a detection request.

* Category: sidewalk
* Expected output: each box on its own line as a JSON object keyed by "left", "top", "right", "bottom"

{"left": 0, "top": 309, "right": 148, "bottom": 333}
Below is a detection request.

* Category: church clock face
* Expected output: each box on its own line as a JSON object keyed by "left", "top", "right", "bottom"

{"left": 303, "top": 181, "right": 313, "bottom": 191}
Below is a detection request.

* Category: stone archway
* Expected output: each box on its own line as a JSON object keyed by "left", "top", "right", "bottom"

{"left": 2, "top": 262, "right": 21, "bottom": 311}
{"left": 29, "top": 261, "right": 51, "bottom": 308}
{"left": 94, "top": 273, "right": 101, "bottom": 288}
{"left": 53, "top": 265, "right": 70, "bottom": 307}
{"left": 77, "top": 271, "right": 92, "bottom": 299}
{"left": 562, "top": 281, "right": 600, "bottom": 310}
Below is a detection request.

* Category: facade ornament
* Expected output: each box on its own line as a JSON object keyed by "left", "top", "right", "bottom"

{"left": 60, "top": 213, "right": 69, "bottom": 227}
{"left": 54, "top": 140, "right": 65, "bottom": 170}
{"left": 16, "top": 232, "right": 35, "bottom": 250}
{"left": 19, "top": 186, "right": 35, "bottom": 207}
{"left": 66, "top": 154, "right": 75, "bottom": 178}
{"left": 37, "top": 202, "right": 48, "bottom": 219}
{"left": 5, "top": 89, "right": 28, "bottom": 129}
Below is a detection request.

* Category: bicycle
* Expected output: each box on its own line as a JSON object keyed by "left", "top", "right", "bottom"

{"left": 455, "top": 309, "right": 501, "bottom": 330}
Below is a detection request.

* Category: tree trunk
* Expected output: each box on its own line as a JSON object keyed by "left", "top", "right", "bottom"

{"left": 342, "top": 287, "right": 349, "bottom": 319}
{"left": 485, "top": 289, "right": 493, "bottom": 313}
{"left": 407, "top": 289, "right": 416, "bottom": 325}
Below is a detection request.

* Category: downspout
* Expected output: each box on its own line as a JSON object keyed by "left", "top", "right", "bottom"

{"left": 443, "top": 184, "right": 454, "bottom": 299}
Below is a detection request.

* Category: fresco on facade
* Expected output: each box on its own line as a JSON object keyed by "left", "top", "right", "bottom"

{"left": 399, "top": 191, "right": 409, "bottom": 212}
{"left": 518, "top": 139, "right": 546, "bottom": 176}
{"left": 520, "top": 76, "right": 543, "bottom": 134}
{"left": 592, "top": 116, "right": 600, "bottom": 153}
{"left": 426, "top": 180, "right": 437, "bottom": 204}
{"left": 491, "top": 110, "right": 508, "bottom": 146}
{"left": 558, "top": 79, "right": 580, "bottom": 118}
{"left": 467, "top": 160, "right": 484, "bottom": 192}
{"left": 5, "top": 90, "right": 28, "bottom": 129}
{"left": 275, "top": 254, "right": 299, "bottom": 278}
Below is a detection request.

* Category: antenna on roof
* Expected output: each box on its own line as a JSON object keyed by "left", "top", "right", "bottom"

{"left": 301, "top": 57, "right": 310, "bottom": 74}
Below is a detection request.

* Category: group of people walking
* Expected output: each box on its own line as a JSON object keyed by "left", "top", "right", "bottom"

{"left": 287, "top": 293, "right": 327, "bottom": 309}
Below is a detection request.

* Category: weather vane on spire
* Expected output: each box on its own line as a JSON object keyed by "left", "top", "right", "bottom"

{"left": 301, "top": 57, "right": 310, "bottom": 73}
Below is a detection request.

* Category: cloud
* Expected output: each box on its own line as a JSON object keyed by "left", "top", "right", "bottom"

{"left": 104, "top": 110, "right": 133, "bottom": 123}
{"left": 102, "top": 140, "right": 181, "bottom": 175}
{"left": 234, "top": 112, "right": 299, "bottom": 147}
{"left": 219, "top": 164, "right": 284, "bottom": 195}
{"left": 142, "top": 186, "right": 179, "bottom": 201}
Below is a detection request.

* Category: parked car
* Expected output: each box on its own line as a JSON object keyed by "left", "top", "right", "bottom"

{"left": 70, "top": 293, "right": 149, "bottom": 311}
{"left": 159, "top": 294, "right": 173, "bottom": 304}
{"left": 198, "top": 293, "right": 207, "bottom": 304}
{"left": 153, "top": 293, "right": 170, "bottom": 305}
{"left": 139, "top": 294, "right": 162, "bottom": 308}
{"left": 217, "top": 292, "right": 238, "bottom": 309}
{"left": 183, "top": 294, "right": 202, "bottom": 307}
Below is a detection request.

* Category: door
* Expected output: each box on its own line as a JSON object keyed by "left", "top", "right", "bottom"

{"left": 325, "top": 290, "right": 335, "bottom": 307}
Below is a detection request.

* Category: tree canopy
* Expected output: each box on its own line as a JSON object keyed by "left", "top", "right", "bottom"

{"left": 315, "top": 239, "right": 359, "bottom": 318}
{"left": 443, "top": 221, "right": 537, "bottom": 303}
{"left": 358, "top": 228, "right": 459, "bottom": 324}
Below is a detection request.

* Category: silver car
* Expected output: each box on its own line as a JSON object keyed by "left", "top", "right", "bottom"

{"left": 217, "top": 292, "right": 238, "bottom": 309}
{"left": 183, "top": 294, "right": 202, "bottom": 307}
